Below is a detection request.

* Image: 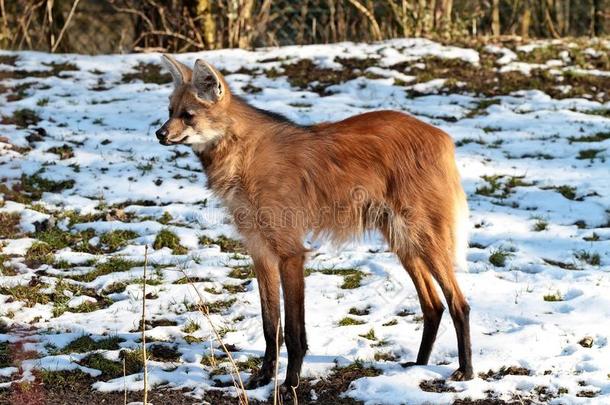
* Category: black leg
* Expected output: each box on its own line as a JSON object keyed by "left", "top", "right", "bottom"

{"left": 279, "top": 253, "right": 307, "bottom": 392}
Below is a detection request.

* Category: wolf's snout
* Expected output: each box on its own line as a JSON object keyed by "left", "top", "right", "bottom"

{"left": 156, "top": 127, "right": 168, "bottom": 141}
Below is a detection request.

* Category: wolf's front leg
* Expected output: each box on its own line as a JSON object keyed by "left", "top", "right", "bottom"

{"left": 247, "top": 256, "right": 282, "bottom": 389}
{"left": 279, "top": 253, "right": 308, "bottom": 398}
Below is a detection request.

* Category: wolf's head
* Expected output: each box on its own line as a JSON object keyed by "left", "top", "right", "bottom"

{"left": 155, "top": 55, "right": 231, "bottom": 148}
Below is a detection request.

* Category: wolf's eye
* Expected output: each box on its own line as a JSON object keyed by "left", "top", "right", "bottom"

{"left": 181, "top": 111, "right": 194, "bottom": 123}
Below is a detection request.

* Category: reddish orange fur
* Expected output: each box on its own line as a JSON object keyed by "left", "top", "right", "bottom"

{"left": 156, "top": 56, "right": 473, "bottom": 395}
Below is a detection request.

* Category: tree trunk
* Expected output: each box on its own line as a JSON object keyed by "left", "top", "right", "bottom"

{"left": 544, "top": 0, "right": 560, "bottom": 37}
{"left": 491, "top": 0, "right": 501, "bottom": 36}
{"left": 592, "top": 0, "right": 607, "bottom": 36}
{"left": 414, "top": 0, "right": 427, "bottom": 36}
{"left": 196, "top": 0, "right": 216, "bottom": 49}
{"left": 434, "top": 0, "right": 453, "bottom": 36}
{"left": 520, "top": 0, "right": 531, "bottom": 38}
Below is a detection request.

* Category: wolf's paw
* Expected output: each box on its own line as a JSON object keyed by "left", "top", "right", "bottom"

{"left": 278, "top": 382, "right": 298, "bottom": 403}
{"left": 246, "top": 370, "right": 272, "bottom": 389}
{"left": 450, "top": 367, "right": 474, "bottom": 381}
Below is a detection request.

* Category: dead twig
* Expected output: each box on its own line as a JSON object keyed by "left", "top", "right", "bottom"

{"left": 273, "top": 316, "right": 280, "bottom": 405}
{"left": 141, "top": 245, "right": 149, "bottom": 404}
{"left": 123, "top": 356, "right": 127, "bottom": 405}
{"left": 180, "top": 269, "right": 248, "bottom": 405}
{"left": 346, "top": 0, "right": 382, "bottom": 41}
{"left": 51, "top": 0, "right": 80, "bottom": 52}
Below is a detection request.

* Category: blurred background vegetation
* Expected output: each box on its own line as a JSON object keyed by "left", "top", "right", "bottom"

{"left": 0, "top": 0, "right": 608, "bottom": 54}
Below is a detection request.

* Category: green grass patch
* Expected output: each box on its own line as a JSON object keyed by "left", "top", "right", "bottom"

{"left": 396, "top": 308, "right": 415, "bottom": 317}
{"left": 80, "top": 352, "right": 123, "bottom": 379}
{"left": 574, "top": 220, "right": 587, "bottom": 229}
{"left": 584, "top": 109, "right": 610, "bottom": 118}
{"left": 223, "top": 282, "right": 248, "bottom": 293}
{"left": 34, "top": 227, "right": 96, "bottom": 253}
{"left": 102, "top": 281, "right": 129, "bottom": 294}
{"left": 235, "top": 356, "right": 262, "bottom": 371}
{"left": 338, "top": 317, "right": 365, "bottom": 326}
{"left": 61, "top": 335, "right": 124, "bottom": 354}
{"left": 475, "top": 174, "right": 532, "bottom": 199}
{"left": 341, "top": 272, "right": 364, "bottom": 289}
{"left": 34, "top": 369, "right": 91, "bottom": 387}
{"left": 455, "top": 137, "right": 486, "bottom": 147}
{"left": 577, "top": 148, "right": 605, "bottom": 161}
{"left": 0, "top": 212, "right": 21, "bottom": 238}
{"left": 0, "top": 183, "right": 31, "bottom": 204}
{"left": 332, "top": 359, "right": 381, "bottom": 378}
{"left": 517, "top": 45, "right": 561, "bottom": 64}
{"left": 0, "top": 55, "right": 18, "bottom": 65}
{"left": 158, "top": 211, "right": 173, "bottom": 224}
{"left": 60, "top": 210, "right": 105, "bottom": 226}
{"left": 206, "top": 298, "right": 237, "bottom": 314}
{"left": 46, "top": 144, "right": 74, "bottom": 160}
{"left": 70, "top": 300, "right": 102, "bottom": 313}
{"left": 0, "top": 254, "right": 18, "bottom": 276}
{"left": 24, "top": 242, "right": 54, "bottom": 268}
{"left": 489, "top": 248, "right": 512, "bottom": 267}
{"left": 18, "top": 173, "right": 75, "bottom": 199}
{"left": 543, "top": 292, "right": 563, "bottom": 302}
{"left": 532, "top": 217, "right": 549, "bottom": 232}
{"left": 153, "top": 229, "right": 187, "bottom": 255}
{"left": 73, "top": 257, "right": 140, "bottom": 282}
{"left": 99, "top": 229, "right": 138, "bottom": 252}
{"left": 543, "top": 258, "right": 579, "bottom": 270}
{"left": 184, "top": 335, "right": 204, "bottom": 344}
{"left": 52, "top": 278, "right": 108, "bottom": 317}
{"left": 0, "top": 341, "right": 11, "bottom": 367}
{"left": 359, "top": 329, "right": 377, "bottom": 341}
{"left": 518, "top": 152, "right": 555, "bottom": 160}
{"left": 0, "top": 282, "right": 52, "bottom": 307}
{"left": 542, "top": 185, "right": 577, "bottom": 200}
{"left": 348, "top": 307, "right": 370, "bottom": 316}
{"left": 227, "top": 265, "right": 255, "bottom": 279}
{"left": 569, "top": 132, "right": 610, "bottom": 143}
{"left": 81, "top": 348, "right": 143, "bottom": 378}
{"left": 173, "top": 276, "right": 212, "bottom": 284}
{"left": 374, "top": 352, "right": 396, "bottom": 361}
{"left": 306, "top": 267, "right": 364, "bottom": 289}
{"left": 574, "top": 250, "right": 600, "bottom": 266}
{"left": 1, "top": 108, "right": 40, "bottom": 128}
{"left": 583, "top": 233, "right": 599, "bottom": 242}
{"left": 465, "top": 98, "right": 501, "bottom": 118}
{"left": 182, "top": 319, "right": 200, "bottom": 334}
{"left": 199, "top": 234, "right": 245, "bottom": 253}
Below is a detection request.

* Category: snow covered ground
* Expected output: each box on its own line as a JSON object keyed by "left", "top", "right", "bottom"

{"left": 1, "top": 38, "right": 609, "bottom": 404}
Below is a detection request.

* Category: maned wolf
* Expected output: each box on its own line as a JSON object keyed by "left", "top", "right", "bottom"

{"left": 156, "top": 55, "right": 473, "bottom": 398}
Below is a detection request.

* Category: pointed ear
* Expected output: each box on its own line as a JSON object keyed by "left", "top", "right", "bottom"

{"left": 192, "top": 59, "right": 225, "bottom": 103}
{"left": 161, "top": 54, "right": 191, "bottom": 86}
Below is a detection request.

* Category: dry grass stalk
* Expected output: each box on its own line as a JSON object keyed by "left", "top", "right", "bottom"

{"left": 346, "top": 0, "right": 382, "bottom": 40}
{"left": 208, "top": 335, "right": 217, "bottom": 367}
{"left": 50, "top": 0, "right": 80, "bottom": 52}
{"left": 141, "top": 245, "right": 149, "bottom": 404}
{"left": 273, "top": 317, "right": 280, "bottom": 405}
{"left": 123, "top": 356, "right": 127, "bottom": 405}
{"left": 180, "top": 269, "right": 248, "bottom": 405}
